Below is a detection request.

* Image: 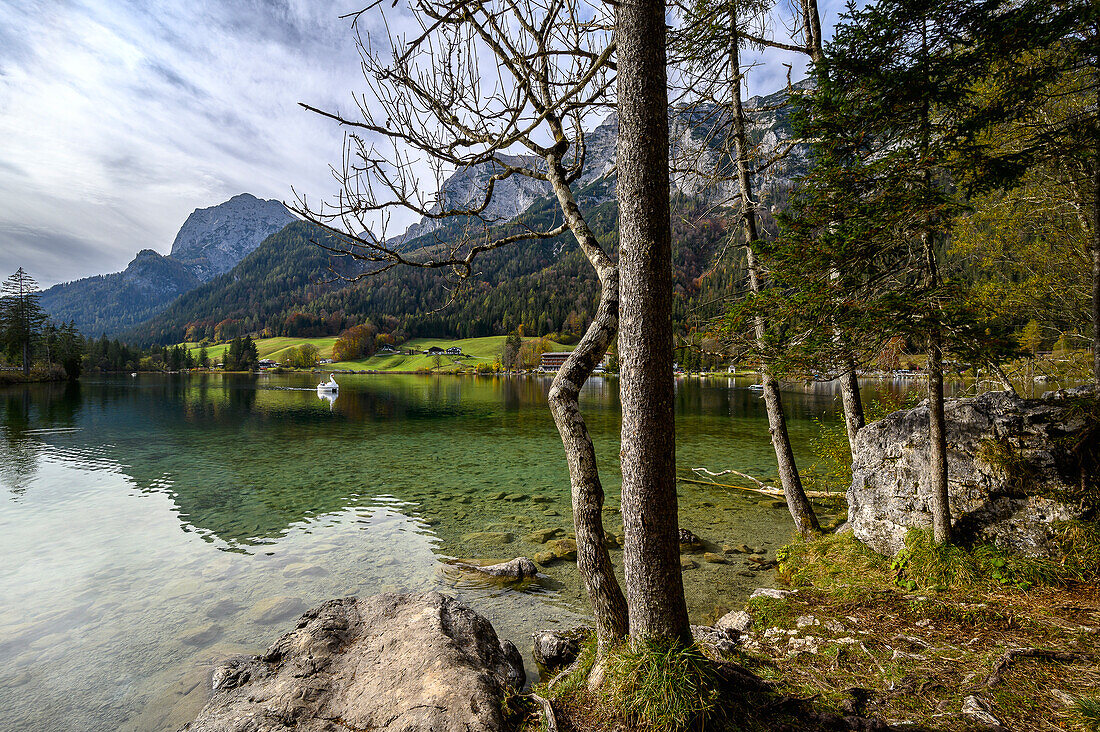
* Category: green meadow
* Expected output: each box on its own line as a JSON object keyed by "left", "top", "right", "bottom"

{"left": 181, "top": 335, "right": 571, "bottom": 372}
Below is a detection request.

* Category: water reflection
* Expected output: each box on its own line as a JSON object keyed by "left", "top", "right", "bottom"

{"left": 0, "top": 372, "right": 953, "bottom": 732}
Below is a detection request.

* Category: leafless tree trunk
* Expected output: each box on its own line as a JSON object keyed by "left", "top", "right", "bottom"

{"left": 545, "top": 158, "right": 629, "bottom": 650}
{"left": 617, "top": 0, "right": 692, "bottom": 647}
{"left": 292, "top": 0, "right": 630, "bottom": 650}
{"left": 729, "top": 18, "right": 820, "bottom": 538}
{"left": 839, "top": 367, "right": 865, "bottom": 449}
{"left": 923, "top": 230, "right": 951, "bottom": 544}
{"left": 1092, "top": 102, "right": 1099, "bottom": 384}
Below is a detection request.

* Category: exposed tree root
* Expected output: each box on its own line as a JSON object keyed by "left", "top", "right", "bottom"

{"left": 529, "top": 692, "right": 559, "bottom": 732}
{"left": 984, "top": 647, "right": 1099, "bottom": 689}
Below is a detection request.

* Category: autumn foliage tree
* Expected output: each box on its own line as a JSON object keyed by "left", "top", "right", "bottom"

{"left": 332, "top": 323, "right": 379, "bottom": 362}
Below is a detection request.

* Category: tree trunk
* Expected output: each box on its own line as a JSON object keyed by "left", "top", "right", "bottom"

{"left": 839, "top": 367, "right": 865, "bottom": 450}
{"left": 545, "top": 158, "right": 629, "bottom": 652}
{"left": 1092, "top": 125, "right": 1099, "bottom": 384}
{"left": 729, "top": 17, "right": 819, "bottom": 538}
{"left": 923, "top": 230, "right": 952, "bottom": 544}
{"left": 22, "top": 340, "right": 29, "bottom": 376}
{"left": 616, "top": 0, "right": 692, "bottom": 647}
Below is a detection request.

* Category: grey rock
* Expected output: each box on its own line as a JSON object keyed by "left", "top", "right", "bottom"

{"left": 455, "top": 557, "right": 538, "bottom": 579}
{"left": 750, "top": 588, "right": 793, "bottom": 601}
{"left": 715, "top": 610, "right": 753, "bottom": 633}
{"left": 182, "top": 593, "right": 525, "bottom": 732}
{"left": 961, "top": 695, "right": 1005, "bottom": 729}
{"left": 849, "top": 386, "right": 1097, "bottom": 557}
{"left": 691, "top": 625, "right": 740, "bottom": 656}
{"left": 531, "top": 627, "right": 590, "bottom": 670}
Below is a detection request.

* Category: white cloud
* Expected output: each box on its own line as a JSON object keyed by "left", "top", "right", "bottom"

{"left": 0, "top": 0, "right": 863, "bottom": 287}
{"left": 0, "top": 0, "right": 372, "bottom": 286}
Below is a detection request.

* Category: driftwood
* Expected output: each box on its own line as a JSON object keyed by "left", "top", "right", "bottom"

{"left": 985, "top": 647, "right": 1098, "bottom": 688}
{"left": 529, "top": 693, "right": 559, "bottom": 732}
{"left": 682, "top": 468, "right": 837, "bottom": 499}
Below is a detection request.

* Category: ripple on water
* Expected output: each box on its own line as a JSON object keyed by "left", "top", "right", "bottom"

{"left": 0, "top": 373, "right": 876, "bottom": 731}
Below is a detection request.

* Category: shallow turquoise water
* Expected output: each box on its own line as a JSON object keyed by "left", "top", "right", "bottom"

{"left": 1, "top": 373, "right": 878, "bottom": 731}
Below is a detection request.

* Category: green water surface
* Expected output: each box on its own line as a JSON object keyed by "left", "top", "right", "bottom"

{"left": 1, "top": 373, "right": 876, "bottom": 731}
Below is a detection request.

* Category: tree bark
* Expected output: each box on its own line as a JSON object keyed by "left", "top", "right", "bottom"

{"left": 1092, "top": 120, "right": 1099, "bottom": 384}
{"left": 616, "top": 0, "right": 692, "bottom": 647}
{"left": 729, "top": 16, "right": 820, "bottom": 538}
{"left": 545, "top": 157, "right": 629, "bottom": 652}
{"left": 838, "top": 367, "right": 865, "bottom": 450}
{"left": 923, "top": 230, "right": 951, "bottom": 544}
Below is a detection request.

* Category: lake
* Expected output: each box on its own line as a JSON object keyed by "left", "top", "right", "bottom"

{"left": 0, "top": 372, "right": 905, "bottom": 731}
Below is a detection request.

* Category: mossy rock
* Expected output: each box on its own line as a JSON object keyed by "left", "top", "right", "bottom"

{"left": 525, "top": 528, "right": 564, "bottom": 544}
{"left": 548, "top": 538, "right": 577, "bottom": 560}
{"left": 463, "top": 532, "right": 514, "bottom": 545}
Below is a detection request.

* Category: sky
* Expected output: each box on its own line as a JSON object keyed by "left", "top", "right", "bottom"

{"left": 0, "top": 0, "right": 853, "bottom": 288}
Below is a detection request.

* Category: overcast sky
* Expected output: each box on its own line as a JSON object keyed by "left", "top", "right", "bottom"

{"left": 0, "top": 0, "right": 853, "bottom": 288}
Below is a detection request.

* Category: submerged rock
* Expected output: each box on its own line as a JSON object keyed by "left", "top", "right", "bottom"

{"left": 525, "top": 527, "right": 564, "bottom": 544}
{"left": 547, "top": 538, "right": 577, "bottom": 560}
{"left": 463, "top": 531, "right": 514, "bottom": 545}
{"left": 849, "top": 385, "right": 1098, "bottom": 557}
{"left": 454, "top": 557, "right": 539, "bottom": 579}
{"left": 182, "top": 593, "right": 525, "bottom": 732}
{"left": 246, "top": 596, "right": 306, "bottom": 625}
{"left": 679, "top": 528, "right": 704, "bottom": 551}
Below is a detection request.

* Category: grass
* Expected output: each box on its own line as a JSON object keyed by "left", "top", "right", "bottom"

{"left": 182, "top": 337, "right": 338, "bottom": 362}
{"left": 603, "top": 641, "right": 724, "bottom": 732}
{"left": 179, "top": 335, "right": 571, "bottom": 372}
{"left": 752, "top": 530, "right": 1100, "bottom": 730}
{"left": 1078, "top": 697, "right": 1100, "bottom": 731}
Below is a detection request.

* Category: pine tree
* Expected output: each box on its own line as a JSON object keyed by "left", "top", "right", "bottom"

{"left": 1, "top": 268, "right": 49, "bottom": 375}
{"left": 773, "top": 0, "right": 1082, "bottom": 544}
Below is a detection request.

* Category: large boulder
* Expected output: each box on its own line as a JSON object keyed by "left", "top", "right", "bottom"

{"left": 181, "top": 592, "right": 525, "bottom": 732}
{"left": 849, "top": 385, "right": 1097, "bottom": 557}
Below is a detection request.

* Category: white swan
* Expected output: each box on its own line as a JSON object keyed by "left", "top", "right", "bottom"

{"left": 316, "top": 374, "right": 339, "bottom": 393}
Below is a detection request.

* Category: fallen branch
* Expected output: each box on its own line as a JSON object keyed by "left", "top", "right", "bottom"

{"left": 692, "top": 466, "right": 773, "bottom": 491}
{"left": 985, "top": 647, "right": 1099, "bottom": 688}
{"left": 529, "top": 692, "right": 559, "bottom": 732}
{"left": 680, "top": 471, "right": 836, "bottom": 499}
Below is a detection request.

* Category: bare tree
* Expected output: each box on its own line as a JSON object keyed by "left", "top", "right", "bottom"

{"left": 617, "top": 0, "right": 693, "bottom": 647}
{"left": 291, "top": 0, "right": 628, "bottom": 653}
{"left": 669, "top": 0, "right": 823, "bottom": 537}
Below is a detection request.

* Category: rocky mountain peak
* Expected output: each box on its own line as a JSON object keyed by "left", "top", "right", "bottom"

{"left": 169, "top": 193, "right": 296, "bottom": 281}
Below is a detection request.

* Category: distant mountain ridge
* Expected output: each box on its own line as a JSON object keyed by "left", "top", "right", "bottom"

{"left": 390, "top": 81, "right": 806, "bottom": 244}
{"left": 116, "top": 82, "right": 804, "bottom": 343}
{"left": 41, "top": 193, "right": 295, "bottom": 337}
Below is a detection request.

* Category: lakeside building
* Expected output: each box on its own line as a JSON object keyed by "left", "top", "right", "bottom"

{"left": 539, "top": 352, "right": 611, "bottom": 373}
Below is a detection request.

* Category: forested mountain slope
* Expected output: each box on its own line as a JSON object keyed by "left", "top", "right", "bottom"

{"left": 40, "top": 194, "right": 295, "bottom": 337}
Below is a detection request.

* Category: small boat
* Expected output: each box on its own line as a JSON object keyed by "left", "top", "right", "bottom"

{"left": 747, "top": 383, "right": 765, "bottom": 391}
{"left": 316, "top": 374, "right": 339, "bottom": 393}
{"left": 130, "top": 372, "right": 137, "bottom": 377}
